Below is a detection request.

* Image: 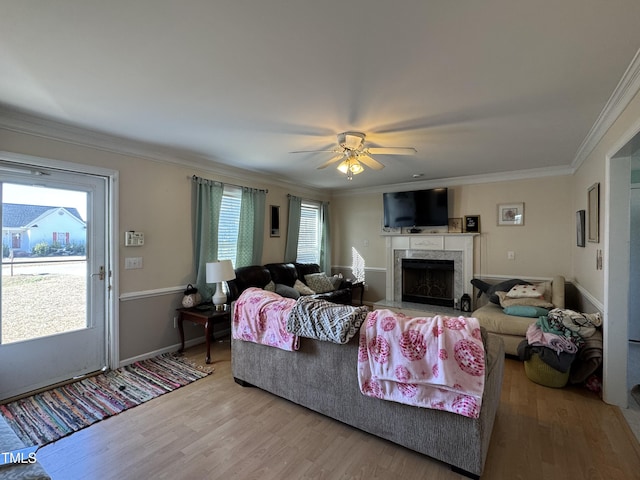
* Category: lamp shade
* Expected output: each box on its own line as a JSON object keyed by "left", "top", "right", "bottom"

{"left": 206, "top": 260, "right": 236, "bottom": 283}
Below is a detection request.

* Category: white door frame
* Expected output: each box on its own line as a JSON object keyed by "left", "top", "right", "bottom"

{"left": 0, "top": 151, "right": 119, "bottom": 371}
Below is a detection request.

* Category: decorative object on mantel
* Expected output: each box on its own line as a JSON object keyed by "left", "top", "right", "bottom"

{"left": 497, "top": 202, "right": 524, "bottom": 226}
{"left": 588, "top": 183, "right": 599, "bottom": 243}
{"left": 448, "top": 217, "right": 463, "bottom": 233}
{"left": 465, "top": 215, "right": 480, "bottom": 233}
{"left": 576, "top": 210, "right": 586, "bottom": 247}
{"left": 381, "top": 225, "right": 401, "bottom": 235}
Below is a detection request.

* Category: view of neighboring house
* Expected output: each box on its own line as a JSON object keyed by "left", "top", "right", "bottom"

{"left": 1, "top": 203, "right": 86, "bottom": 257}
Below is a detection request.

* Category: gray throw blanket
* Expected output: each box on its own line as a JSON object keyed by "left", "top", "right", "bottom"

{"left": 286, "top": 296, "right": 369, "bottom": 344}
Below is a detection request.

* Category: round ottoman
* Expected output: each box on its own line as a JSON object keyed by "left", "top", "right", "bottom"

{"left": 524, "top": 353, "right": 569, "bottom": 388}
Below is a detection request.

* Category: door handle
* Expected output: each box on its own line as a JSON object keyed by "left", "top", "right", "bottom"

{"left": 92, "top": 266, "right": 105, "bottom": 281}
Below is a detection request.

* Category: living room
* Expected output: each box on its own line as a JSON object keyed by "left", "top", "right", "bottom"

{"left": 2, "top": 2, "right": 640, "bottom": 478}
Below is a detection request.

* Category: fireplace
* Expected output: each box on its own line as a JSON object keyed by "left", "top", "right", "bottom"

{"left": 383, "top": 233, "right": 474, "bottom": 311}
{"left": 402, "top": 258, "right": 455, "bottom": 307}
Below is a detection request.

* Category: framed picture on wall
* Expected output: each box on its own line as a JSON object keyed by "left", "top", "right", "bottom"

{"left": 576, "top": 210, "right": 585, "bottom": 247}
{"left": 497, "top": 202, "right": 524, "bottom": 226}
{"left": 270, "top": 205, "right": 280, "bottom": 237}
{"left": 588, "top": 183, "right": 599, "bottom": 243}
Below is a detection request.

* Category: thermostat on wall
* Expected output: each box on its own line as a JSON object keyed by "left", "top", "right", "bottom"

{"left": 124, "top": 231, "right": 144, "bottom": 246}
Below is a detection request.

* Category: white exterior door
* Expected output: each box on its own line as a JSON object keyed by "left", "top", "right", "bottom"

{"left": 0, "top": 162, "right": 109, "bottom": 400}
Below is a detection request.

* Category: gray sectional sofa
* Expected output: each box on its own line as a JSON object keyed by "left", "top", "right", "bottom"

{"left": 232, "top": 326, "right": 504, "bottom": 478}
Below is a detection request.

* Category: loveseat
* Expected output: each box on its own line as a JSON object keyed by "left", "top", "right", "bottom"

{"left": 227, "top": 262, "right": 352, "bottom": 305}
{"left": 230, "top": 280, "right": 505, "bottom": 478}
{"left": 471, "top": 275, "right": 565, "bottom": 356}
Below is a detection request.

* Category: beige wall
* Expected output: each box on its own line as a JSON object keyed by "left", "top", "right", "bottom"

{"left": 331, "top": 175, "right": 574, "bottom": 284}
{"left": 0, "top": 128, "right": 328, "bottom": 360}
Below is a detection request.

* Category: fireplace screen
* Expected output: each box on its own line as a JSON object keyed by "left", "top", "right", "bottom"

{"left": 402, "top": 258, "right": 455, "bottom": 307}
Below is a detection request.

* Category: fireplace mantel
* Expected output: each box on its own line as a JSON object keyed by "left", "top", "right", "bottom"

{"left": 384, "top": 233, "right": 476, "bottom": 305}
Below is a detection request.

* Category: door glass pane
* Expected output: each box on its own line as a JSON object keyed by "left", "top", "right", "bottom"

{"left": 1, "top": 183, "right": 87, "bottom": 344}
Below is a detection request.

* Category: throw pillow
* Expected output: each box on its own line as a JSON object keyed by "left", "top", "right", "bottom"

{"left": 329, "top": 275, "right": 343, "bottom": 290}
{"left": 506, "top": 283, "right": 545, "bottom": 298}
{"left": 496, "top": 291, "right": 554, "bottom": 309}
{"left": 304, "top": 273, "right": 335, "bottom": 294}
{"left": 503, "top": 305, "right": 551, "bottom": 318}
{"left": 276, "top": 283, "right": 300, "bottom": 299}
{"left": 263, "top": 280, "right": 276, "bottom": 292}
{"left": 293, "top": 279, "right": 316, "bottom": 296}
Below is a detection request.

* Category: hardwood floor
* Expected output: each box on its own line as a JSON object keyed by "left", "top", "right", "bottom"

{"left": 37, "top": 338, "right": 640, "bottom": 479}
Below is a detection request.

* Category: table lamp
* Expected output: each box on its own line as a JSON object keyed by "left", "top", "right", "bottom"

{"left": 206, "top": 260, "right": 236, "bottom": 310}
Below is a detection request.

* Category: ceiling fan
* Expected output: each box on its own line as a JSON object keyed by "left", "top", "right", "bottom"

{"left": 291, "top": 131, "right": 417, "bottom": 180}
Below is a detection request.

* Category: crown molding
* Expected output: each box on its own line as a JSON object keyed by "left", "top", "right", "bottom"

{"left": 572, "top": 47, "right": 640, "bottom": 170}
{"left": 0, "top": 106, "right": 326, "bottom": 197}
{"left": 329, "top": 165, "right": 573, "bottom": 197}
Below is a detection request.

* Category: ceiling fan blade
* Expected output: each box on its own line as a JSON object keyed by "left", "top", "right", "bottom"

{"left": 367, "top": 147, "right": 417, "bottom": 155}
{"left": 358, "top": 154, "right": 385, "bottom": 170}
{"left": 290, "top": 149, "right": 341, "bottom": 154}
{"left": 317, "top": 154, "right": 345, "bottom": 169}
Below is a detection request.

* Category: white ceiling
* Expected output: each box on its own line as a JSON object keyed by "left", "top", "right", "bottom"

{"left": 2, "top": 1, "right": 640, "bottom": 191}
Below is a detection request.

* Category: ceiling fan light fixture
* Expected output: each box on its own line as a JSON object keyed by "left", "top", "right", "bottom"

{"left": 337, "top": 158, "right": 364, "bottom": 180}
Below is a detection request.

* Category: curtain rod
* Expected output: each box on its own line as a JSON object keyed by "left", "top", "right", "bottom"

{"left": 191, "top": 175, "right": 268, "bottom": 193}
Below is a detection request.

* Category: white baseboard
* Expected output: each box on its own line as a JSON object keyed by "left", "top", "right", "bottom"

{"left": 118, "top": 337, "right": 205, "bottom": 367}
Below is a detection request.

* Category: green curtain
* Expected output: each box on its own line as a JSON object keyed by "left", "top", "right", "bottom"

{"left": 193, "top": 176, "right": 224, "bottom": 299}
{"left": 319, "top": 201, "right": 331, "bottom": 274}
{"left": 236, "top": 187, "right": 266, "bottom": 267}
{"left": 284, "top": 194, "right": 302, "bottom": 263}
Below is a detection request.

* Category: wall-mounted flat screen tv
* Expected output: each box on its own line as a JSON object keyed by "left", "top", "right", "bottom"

{"left": 383, "top": 188, "right": 449, "bottom": 228}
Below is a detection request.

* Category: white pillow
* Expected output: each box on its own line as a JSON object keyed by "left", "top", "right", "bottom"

{"left": 506, "top": 283, "right": 546, "bottom": 298}
{"left": 293, "top": 279, "right": 315, "bottom": 295}
{"left": 263, "top": 280, "right": 276, "bottom": 292}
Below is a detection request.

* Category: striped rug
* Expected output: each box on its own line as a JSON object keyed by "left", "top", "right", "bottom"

{"left": 0, "top": 353, "right": 212, "bottom": 447}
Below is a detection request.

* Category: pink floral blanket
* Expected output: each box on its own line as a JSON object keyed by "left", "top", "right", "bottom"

{"left": 232, "top": 287, "right": 299, "bottom": 351}
{"left": 358, "top": 309, "right": 486, "bottom": 418}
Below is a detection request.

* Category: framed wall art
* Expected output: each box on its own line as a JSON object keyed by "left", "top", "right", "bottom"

{"left": 576, "top": 210, "right": 585, "bottom": 247}
{"left": 588, "top": 183, "right": 599, "bottom": 243}
{"left": 270, "top": 205, "right": 280, "bottom": 237}
{"left": 497, "top": 203, "right": 524, "bottom": 226}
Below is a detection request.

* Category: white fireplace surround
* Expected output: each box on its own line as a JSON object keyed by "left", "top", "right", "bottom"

{"left": 384, "top": 234, "right": 476, "bottom": 307}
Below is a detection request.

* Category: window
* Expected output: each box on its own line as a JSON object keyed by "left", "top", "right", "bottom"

{"left": 217, "top": 186, "right": 241, "bottom": 263}
{"left": 297, "top": 201, "right": 321, "bottom": 263}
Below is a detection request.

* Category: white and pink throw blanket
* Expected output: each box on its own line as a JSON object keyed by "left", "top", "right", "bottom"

{"left": 232, "top": 288, "right": 299, "bottom": 351}
{"left": 358, "top": 309, "right": 486, "bottom": 418}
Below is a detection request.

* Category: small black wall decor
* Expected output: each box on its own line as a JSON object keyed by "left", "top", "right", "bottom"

{"left": 576, "top": 210, "right": 585, "bottom": 247}
{"left": 270, "top": 205, "right": 280, "bottom": 237}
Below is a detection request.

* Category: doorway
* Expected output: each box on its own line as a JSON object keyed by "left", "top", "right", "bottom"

{"left": 0, "top": 158, "right": 114, "bottom": 401}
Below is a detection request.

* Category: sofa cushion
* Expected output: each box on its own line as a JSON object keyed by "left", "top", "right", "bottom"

{"left": 496, "top": 292, "right": 554, "bottom": 309}
{"left": 265, "top": 263, "right": 298, "bottom": 287}
{"left": 304, "top": 273, "right": 335, "bottom": 294}
{"left": 473, "top": 303, "right": 537, "bottom": 337}
{"left": 276, "top": 283, "right": 300, "bottom": 299}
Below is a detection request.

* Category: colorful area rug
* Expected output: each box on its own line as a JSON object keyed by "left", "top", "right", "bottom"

{"left": 0, "top": 353, "right": 212, "bottom": 447}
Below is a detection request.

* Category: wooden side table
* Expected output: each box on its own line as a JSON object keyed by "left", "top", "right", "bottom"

{"left": 177, "top": 304, "right": 231, "bottom": 364}
{"left": 349, "top": 281, "right": 365, "bottom": 305}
